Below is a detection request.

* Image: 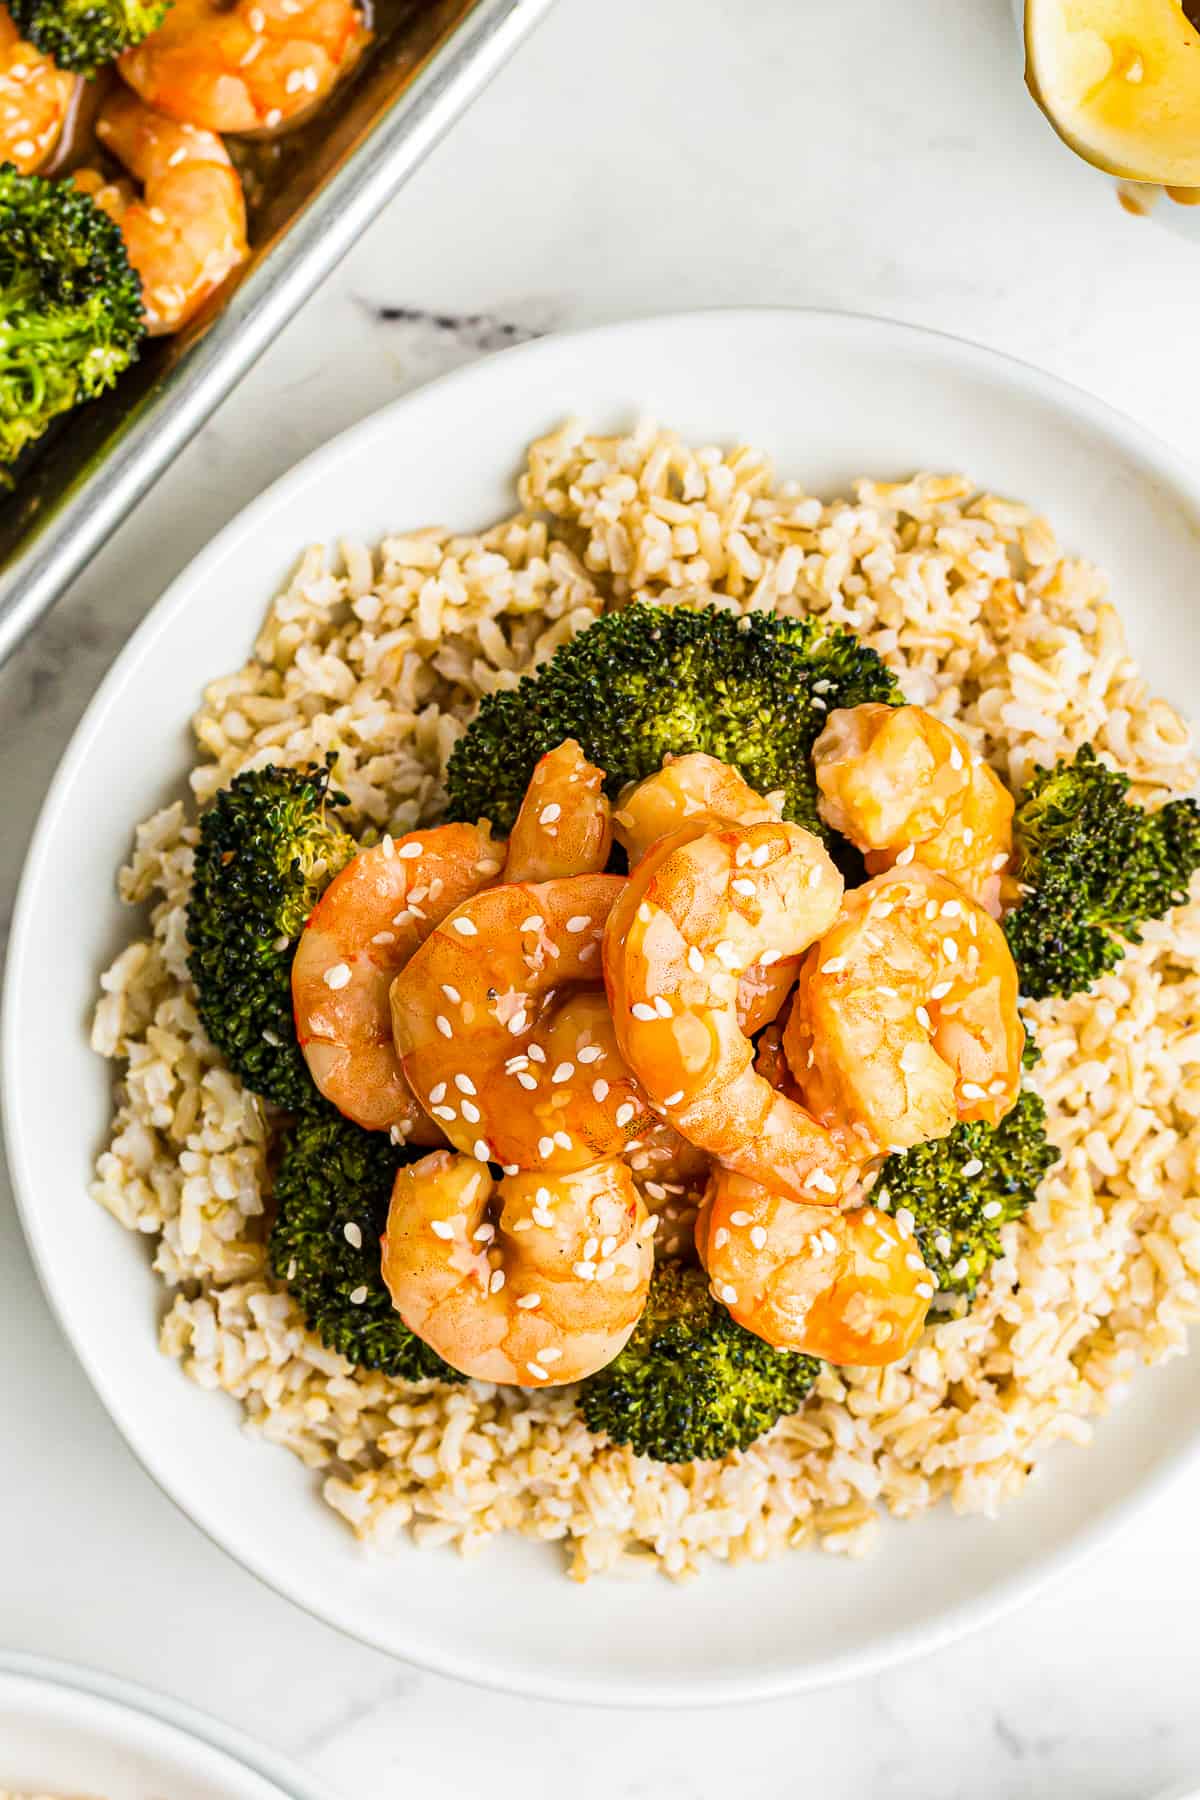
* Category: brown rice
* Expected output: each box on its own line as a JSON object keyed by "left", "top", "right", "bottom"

{"left": 90, "top": 419, "right": 1200, "bottom": 1580}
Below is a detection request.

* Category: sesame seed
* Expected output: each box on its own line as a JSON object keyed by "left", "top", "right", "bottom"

{"left": 615, "top": 1103, "right": 636, "bottom": 1127}
{"left": 951, "top": 1257, "right": 969, "bottom": 1280}
{"left": 461, "top": 1100, "right": 481, "bottom": 1122}
{"left": 526, "top": 1361, "right": 549, "bottom": 1380}
{"left": 653, "top": 996, "right": 673, "bottom": 1018}
{"left": 554, "top": 1130, "right": 573, "bottom": 1150}
{"left": 718, "top": 1283, "right": 738, "bottom": 1305}
{"left": 431, "top": 1219, "right": 454, "bottom": 1240}
{"left": 991, "top": 852, "right": 1009, "bottom": 871}
{"left": 454, "top": 1074, "right": 477, "bottom": 1095}
{"left": 344, "top": 1221, "right": 363, "bottom": 1249}
{"left": 453, "top": 917, "right": 478, "bottom": 937}
{"left": 631, "top": 1002, "right": 656, "bottom": 1021}
{"left": 566, "top": 915, "right": 591, "bottom": 933}
{"left": 961, "top": 1158, "right": 984, "bottom": 1178}
{"left": 537, "top": 1135, "right": 555, "bottom": 1159}
{"left": 520, "top": 916, "right": 545, "bottom": 933}
{"left": 730, "top": 1210, "right": 752, "bottom": 1227}
{"left": 961, "top": 1081, "right": 986, "bottom": 1100}
{"left": 941, "top": 899, "right": 962, "bottom": 918}
{"left": 600, "top": 1235, "right": 617, "bottom": 1257}
{"left": 436, "top": 1015, "right": 453, "bottom": 1038}
{"left": 573, "top": 1261, "right": 596, "bottom": 1281}
{"left": 758, "top": 947, "right": 782, "bottom": 966}
{"left": 639, "top": 1216, "right": 659, "bottom": 1239}
{"left": 915, "top": 1282, "right": 934, "bottom": 1299}
{"left": 819, "top": 1229, "right": 839, "bottom": 1253}
{"left": 429, "top": 1082, "right": 447, "bottom": 1103}
{"left": 808, "top": 1169, "right": 837, "bottom": 1195}
{"left": 942, "top": 937, "right": 959, "bottom": 963}
{"left": 637, "top": 902, "right": 653, "bottom": 924}
{"left": 528, "top": 1044, "right": 547, "bottom": 1063}
{"left": 949, "top": 745, "right": 964, "bottom": 770}
{"left": 508, "top": 1012, "right": 529, "bottom": 1035}
{"left": 931, "top": 981, "right": 953, "bottom": 1000}
{"left": 539, "top": 803, "right": 562, "bottom": 824}
{"left": 662, "top": 1089, "right": 684, "bottom": 1106}
{"left": 916, "top": 1005, "right": 932, "bottom": 1031}
{"left": 821, "top": 956, "right": 847, "bottom": 975}
{"left": 935, "top": 1233, "right": 952, "bottom": 1256}
{"left": 323, "top": 962, "right": 351, "bottom": 990}
{"left": 687, "top": 946, "right": 705, "bottom": 974}
{"left": 578, "top": 1045, "right": 602, "bottom": 1063}
{"left": 473, "top": 1139, "right": 491, "bottom": 1161}
{"left": 732, "top": 878, "right": 755, "bottom": 897}
{"left": 714, "top": 941, "right": 740, "bottom": 968}
{"left": 551, "top": 1061, "right": 574, "bottom": 1083}
{"left": 442, "top": 984, "right": 462, "bottom": 1003}
{"left": 645, "top": 1181, "right": 667, "bottom": 1200}
{"left": 750, "top": 1225, "right": 767, "bottom": 1249}
{"left": 372, "top": 931, "right": 397, "bottom": 947}
{"left": 751, "top": 844, "right": 770, "bottom": 867}
{"left": 981, "top": 1200, "right": 1004, "bottom": 1220}
{"left": 517, "top": 1071, "right": 538, "bottom": 1091}
{"left": 398, "top": 841, "right": 424, "bottom": 859}
{"left": 473, "top": 1224, "right": 495, "bottom": 1243}
{"left": 349, "top": 1286, "right": 368, "bottom": 1305}
{"left": 592, "top": 1079, "right": 610, "bottom": 1102}
{"left": 516, "top": 1293, "right": 541, "bottom": 1310}
{"left": 905, "top": 1252, "right": 924, "bottom": 1271}
{"left": 895, "top": 844, "right": 915, "bottom": 865}
{"left": 539, "top": 1346, "right": 563, "bottom": 1363}
{"left": 895, "top": 1207, "right": 915, "bottom": 1238}
{"left": 490, "top": 1269, "right": 506, "bottom": 1293}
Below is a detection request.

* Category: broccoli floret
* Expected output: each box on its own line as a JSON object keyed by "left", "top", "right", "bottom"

{"left": 10, "top": 0, "right": 170, "bottom": 71}
{"left": 579, "top": 1260, "right": 820, "bottom": 1462}
{"left": 269, "top": 1105, "right": 461, "bottom": 1381}
{"left": 1004, "top": 744, "right": 1200, "bottom": 1000}
{"left": 0, "top": 167, "right": 145, "bottom": 478}
{"left": 187, "top": 763, "right": 356, "bottom": 1111}
{"left": 874, "top": 1092, "right": 1059, "bottom": 1307}
{"left": 445, "top": 602, "right": 900, "bottom": 839}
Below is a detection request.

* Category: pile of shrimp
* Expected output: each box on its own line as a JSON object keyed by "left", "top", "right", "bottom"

{"left": 3, "top": 0, "right": 370, "bottom": 333}
{"left": 291, "top": 704, "right": 1028, "bottom": 1391}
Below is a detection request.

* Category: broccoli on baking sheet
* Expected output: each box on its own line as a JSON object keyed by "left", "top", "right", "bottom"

{"left": 0, "top": 166, "right": 145, "bottom": 480}
{"left": 9, "top": 0, "right": 171, "bottom": 71}
{"left": 1004, "top": 743, "right": 1200, "bottom": 1000}
{"left": 445, "top": 602, "right": 901, "bottom": 840}
{"left": 578, "top": 1258, "right": 820, "bottom": 1462}
{"left": 269, "top": 1103, "right": 462, "bottom": 1382}
{"left": 873, "top": 1092, "right": 1059, "bottom": 1309}
{"left": 187, "top": 762, "right": 356, "bottom": 1111}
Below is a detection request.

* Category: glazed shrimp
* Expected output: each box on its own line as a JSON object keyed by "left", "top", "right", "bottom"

{"left": 603, "top": 818, "right": 858, "bottom": 1203}
{"left": 813, "top": 704, "right": 1014, "bottom": 914}
{"left": 696, "top": 1169, "right": 932, "bottom": 1366}
{"left": 118, "top": 0, "right": 370, "bottom": 135}
{"left": 504, "top": 740, "right": 612, "bottom": 883}
{"left": 0, "top": 4, "right": 74, "bottom": 173}
{"left": 74, "top": 89, "right": 247, "bottom": 335}
{"left": 291, "top": 822, "right": 502, "bottom": 1138}
{"left": 614, "top": 754, "right": 799, "bottom": 1034}
{"left": 784, "top": 864, "right": 1024, "bottom": 1155}
{"left": 381, "top": 1151, "right": 654, "bottom": 1384}
{"left": 390, "top": 874, "right": 656, "bottom": 1173}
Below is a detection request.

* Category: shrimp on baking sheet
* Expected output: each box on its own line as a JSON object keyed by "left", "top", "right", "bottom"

{"left": 0, "top": 3, "right": 75, "bottom": 172}
{"left": 381, "top": 1150, "right": 654, "bottom": 1384}
{"left": 613, "top": 754, "right": 800, "bottom": 1035}
{"left": 292, "top": 821, "right": 502, "bottom": 1138}
{"left": 813, "top": 704, "right": 1014, "bottom": 915}
{"left": 390, "top": 874, "right": 657, "bottom": 1173}
{"left": 118, "top": 0, "right": 370, "bottom": 135}
{"left": 784, "top": 864, "right": 1024, "bottom": 1155}
{"left": 504, "top": 739, "right": 612, "bottom": 883}
{"left": 74, "top": 88, "right": 247, "bottom": 334}
{"left": 603, "top": 817, "right": 860, "bottom": 1202}
{"left": 695, "top": 1169, "right": 932, "bottom": 1366}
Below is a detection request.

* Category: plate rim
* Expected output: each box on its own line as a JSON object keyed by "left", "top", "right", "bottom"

{"left": 7, "top": 304, "right": 1200, "bottom": 1707}
{"left": 0, "top": 1649, "right": 335, "bottom": 1797}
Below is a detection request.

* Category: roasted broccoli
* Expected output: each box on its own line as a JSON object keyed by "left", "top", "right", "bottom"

{"left": 445, "top": 602, "right": 901, "bottom": 839}
{"left": 579, "top": 1259, "right": 820, "bottom": 1462}
{"left": 187, "top": 763, "right": 356, "bottom": 1111}
{"left": 873, "top": 1092, "right": 1059, "bottom": 1307}
{"left": 269, "top": 1104, "right": 461, "bottom": 1381}
{"left": 1004, "top": 743, "right": 1200, "bottom": 1000}
{"left": 0, "top": 167, "right": 144, "bottom": 479}
{"left": 9, "top": 0, "right": 171, "bottom": 71}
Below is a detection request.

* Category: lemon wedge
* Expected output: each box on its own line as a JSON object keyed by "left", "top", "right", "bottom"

{"left": 1026, "top": 0, "right": 1200, "bottom": 184}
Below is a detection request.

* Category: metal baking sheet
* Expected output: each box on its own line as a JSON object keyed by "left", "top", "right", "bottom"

{"left": 0, "top": 0, "right": 554, "bottom": 666}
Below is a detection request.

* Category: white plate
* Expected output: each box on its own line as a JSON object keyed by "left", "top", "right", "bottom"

{"left": 0, "top": 1653, "right": 329, "bottom": 1799}
{"left": 6, "top": 309, "right": 1200, "bottom": 1706}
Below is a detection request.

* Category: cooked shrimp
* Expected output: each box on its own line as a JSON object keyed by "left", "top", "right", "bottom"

{"left": 74, "top": 89, "right": 247, "bottom": 335}
{"left": 784, "top": 864, "right": 1024, "bottom": 1155}
{"left": 118, "top": 0, "right": 370, "bottom": 135}
{"left": 381, "top": 1150, "right": 654, "bottom": 1384}
{"left": 696, "top": 1169, "right": 932, "bottom": 1366}
{"left": 614, "top": 754, "right": 799, "bottom": 1035}
{"left": 603, "top": 818, "right": 859, "bottom": 1202}
{"left": 291, "top": 822, "right": 502, "bottom": 1138}
{"left": 813, "top": 704, "right": 1014, "bottom": 914}
{"left": 390, "top": 874, "right": 656, "bottom": 1173}
{"left": 612, "top": 753, "right": 782, "bottom": 867}
{"left": 504, "top": 740, "right": 612, "bottom": 883}
{"left": 0, "top": 4, "right": 74, "bottom": 173}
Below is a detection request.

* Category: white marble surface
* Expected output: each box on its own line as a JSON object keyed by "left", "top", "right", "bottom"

{"left": 4, "top": 0, "right": 1200, "bottom": 1793}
